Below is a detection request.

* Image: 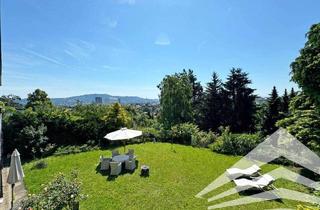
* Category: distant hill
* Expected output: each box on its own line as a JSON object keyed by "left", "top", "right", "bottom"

{"left": 20, "top": 94, "right": 159, "bottom": 106}
{"left": 255, "top": 96, "right": 267, "bottom": 105}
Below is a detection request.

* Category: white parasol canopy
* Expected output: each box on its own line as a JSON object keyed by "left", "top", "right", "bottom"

{"left": 105, "top": 128, "right": 142, "bottom": 141}
{"left": 104, "top": 128, "right": 142, "bottom": 152}
{"left": 7, "top": 149, "right": 25, "bottom": 209}
{"left": 7, "top": 149, "right": 24, "bottom": 185}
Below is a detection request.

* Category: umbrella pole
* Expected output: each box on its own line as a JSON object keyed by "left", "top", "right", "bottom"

{"left": 11, "top": 183, "right": 14, "bottom": 209}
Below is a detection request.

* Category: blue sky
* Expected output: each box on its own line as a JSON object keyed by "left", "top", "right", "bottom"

{"left": 2, "top": 0, "right": 320, "bottom": 99}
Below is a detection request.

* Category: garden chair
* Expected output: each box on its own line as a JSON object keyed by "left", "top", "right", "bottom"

{"left": 100, "top": 156, "right": 111, "bottom": 170}
{"left": 110, "top": 161, "right": 122, "bottom": 176}
{"left": 234, "top": 174, "right": 275, "bottom": 191}
{"left": 112, "top": 149, "right": 120, "bottom": 157}
{"left": 126, "top": 149, "right": 136, "bottom": 159}
{"left": 125, "top": 158, "right": 136, "bottom": 171}
{"left": 226, "top": 164, "right": 261, "bottom": 179}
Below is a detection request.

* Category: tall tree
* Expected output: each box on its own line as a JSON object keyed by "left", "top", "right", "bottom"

{"left": 224, "top": 68, "right": 256, "bottom": 132}
{"left": 183, "top": 69, "right": 203, "bottom": 124}
{"left": 201, "top": 72, "right": 224, "bottom": 131}
{"left": 289, "top": 87, "right": 296, "bottom": 100}
{"left": 0, "top": 94, "right": 22, "bottom": 109}
{"left": 262, "top": 86, "right": 281, "bottom": 134}
{"left": 291, "top": 23, "right": 320, "bottom": 105}
{"left": 25, "top": 89, "right": 52, "bottom": 109}
{"left": 281, "top": 89, "right": 290, "bottom": 115}
{"left": 277, "top": 93, "right": 320, "bottom": 152}
{"left": 158, "top": 72, "right": 193, "bottom": 128}
{"left": 103, "top": 102, "right": 132, "bottom": 131}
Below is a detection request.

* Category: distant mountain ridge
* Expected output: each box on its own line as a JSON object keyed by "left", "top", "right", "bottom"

{"left": 20, "top": 94, "right": 159, "bottom": 106}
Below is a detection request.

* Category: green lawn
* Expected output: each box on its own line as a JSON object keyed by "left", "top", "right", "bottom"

{"left": 23, "top": 143, "right": 311, "bottom": 210}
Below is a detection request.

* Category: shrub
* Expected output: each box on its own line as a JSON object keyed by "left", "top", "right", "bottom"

{"left": 102, "top": 102, "right": 132, "bottom": 131}
{"left": 171, "top": 123, "right": 200, "bottom": 145}
{"left": 32, "top": 160, "right": 48, "bottom": 170}
{"left": 140, "top": 127, "right": 161, "bottom": 142}
{"left": 18, "top": 124, "right": 52, "bottom": 159}
{"left": 276, "top": 94, "right": 320, "bottom": 153}
{"left": 191, "top": 131, "right": 217, "bottom": 148}
{"left": 19, "top": 171, "right": 87, "bottom": 210}
{"left": 211, "top": 127, "right": 262, "bottom": 155}
{"left": 53, "top": 144, "right": 99, "bottom": 156}
{"left": 210, "top": 127, "right": 233, "bottom": 154}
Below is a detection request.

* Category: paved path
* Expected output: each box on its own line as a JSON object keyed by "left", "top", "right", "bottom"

{"left": 0, "top": 168, "right": 27, "bottom": 210}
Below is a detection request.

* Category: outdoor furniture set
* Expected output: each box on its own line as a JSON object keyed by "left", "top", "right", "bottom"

{"left": 226, "top": 164, "right": 276, "bottom": 191}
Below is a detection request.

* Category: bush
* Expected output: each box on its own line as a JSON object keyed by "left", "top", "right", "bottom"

{"left": 102, "top": 102, "right": 132, "bottom": 131}
{"left": 211, "top": 127, "right": 262, "bottom": 155}
{"left": 171, "top": 123, "right": 200, "bottom": 145}
{"left": 19, "top": 171, "right": 87, "bottom": 210}
{"left": 32, "top": 160, "right": 48, "bottom": 170}
{"left": 139, "top": 127, "right": 160, "bottom": 142}
{"left": 17, "top": 123, "right": 53, "bottom": 159}
{"left": 191, "top": 131, "right": 217, "bottom": 148}
{"left": 53, "top": 144, "right": 99, "bottom": 156}
{"left": 276, "top": 94, "right": 320, "bottom": 153}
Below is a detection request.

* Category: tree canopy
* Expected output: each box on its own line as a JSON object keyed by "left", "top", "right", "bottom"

{"left": 223, "top": 68, "right": 256, "bottom": 132}
{"left": 103, "top": 102, "right": 132, "bottom": 131}
{"left": 25, "top": 89, "right": 53, "bottom": 109}
{"left": 277, "top": 93, "right": 320, "bottom": 152}
{"left": 158, "top": 71, "right": 193, "bottom": 128}
{"left": 263, "top": 86, "right": 281, "bottom": 134}
{"left": 201, "top": 72, "right": 225, "bottom": 131}
{"left": 291, "top": 23, "right": 320, "bottom": 105}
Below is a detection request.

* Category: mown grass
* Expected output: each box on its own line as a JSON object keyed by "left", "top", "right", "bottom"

{"left": 23, "top": 143, "right": 313, "bottom": 209}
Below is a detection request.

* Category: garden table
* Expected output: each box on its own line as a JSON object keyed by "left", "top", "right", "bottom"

{"left": 112, "top": 155, "right": 129, "bottom": 163}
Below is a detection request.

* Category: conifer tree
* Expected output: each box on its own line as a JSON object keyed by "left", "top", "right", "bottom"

{"left": 201, "top": 72, "right": 224, "bottom": 131}
{"left": 281, "top": 89, "right": 290, "bottom": 115}
{"left": 224, "top": 68, "right": 256, "bottom": 132}
{"left": 262, "top": 86, "right": 281, "bottom": 134}
{"left": 183, "top": 69, "right": 203, "bottom": 124}
{"left": 289, "top": 87, "right": 296, "bottom": 100}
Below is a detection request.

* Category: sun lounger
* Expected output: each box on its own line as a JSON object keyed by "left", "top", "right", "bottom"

{"left": 234, "top": 174, "right": 275, "bottom": 191}
{"left": 226, "top": 164, "right": 261, "bottom": 179}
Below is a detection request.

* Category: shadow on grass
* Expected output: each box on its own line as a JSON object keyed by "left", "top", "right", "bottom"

{"left": 299, "top": 167, "right": 320, "bottom": 182}
{"left": 95, "top": 163, "right": 109, "bottom": 176}
{"left": 239, "top": 189, "right": 284, "bottom": 204}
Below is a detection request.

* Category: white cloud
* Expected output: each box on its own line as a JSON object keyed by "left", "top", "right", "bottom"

{"left": 102, "top": 65, "right": 114, "bottom": 69}
{"left": 22, "top": 48, "right": 65, "bottom": 66}
{"left": 154, "top": 33, "right": 171, "bottom": 46}
{"left": 64, "top": 40, "right": 96, "bottom": 59}
{"left": 109, "top": 20, "right": 118, "bottom": 28}
{"left": 117, "top": 0, "right": 136, "bottom": 5}
{"left": 64, "top": 49, "right": 77, "bottom": 59}
{"left": 101, "top": 16, "right": 118, "bottom": 28}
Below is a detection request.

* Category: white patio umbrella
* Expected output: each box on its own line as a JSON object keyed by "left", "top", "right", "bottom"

{"left": 7, "top": 149, "right": 24, "bottom": 209}
{"left": 104, "top": 128, "right": 142, "bottom": 152}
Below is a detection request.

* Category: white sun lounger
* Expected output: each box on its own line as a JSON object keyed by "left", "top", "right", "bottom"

{"left": 226, "top": 164, "right": 261, "bottom": 179}
{"left": 234, "top": 174, "right": 275, "bottom": 191}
